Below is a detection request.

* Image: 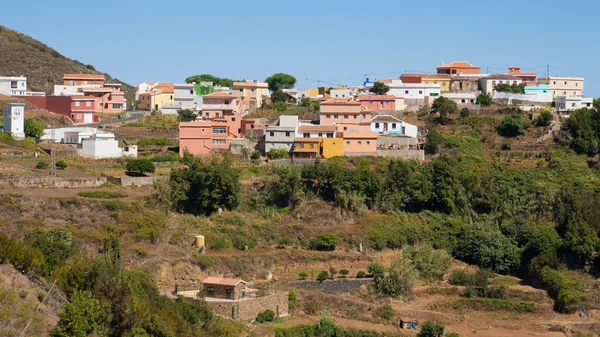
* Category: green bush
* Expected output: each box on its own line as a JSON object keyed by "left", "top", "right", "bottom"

{"left": 449, "top": 270, "right": 476, "bottom": 286}
{"left": 379, "top": 304, "right": 393, "bottom": 320}
{"left": 309, "top": 233, "right": 339, "bottom": 251}
{"left": 317, "top": 271, "right": 329, "bottom": 282}
{"left": 298, "top": 272, "right": 308, "bottom": 280}
{"left": 535, "top": 111, "right": 553, "bottom": 127}
{"left": 208, "top": 234, "right": 233, "bottom": 250}
{"left": 417, "top": 321, "right": 445, "bottom": 337}
{"left": 35, "top": 161, "right": 49, "bottom": 169}
{"left": 256, "top": 309, "right": 275, "bottom": 323}
{"left": 460, "top": 108, "right": 470, "bottom": 118}
{"left": 56, "top": 160, "right": 67, "bottom": 170}
{"left": 339, "top": 269, "right": 349, "bottom": 277}
{"left": 251, "top": 151, "right": 261, "bottom": 160}
{"left": 356, "top": 271, "right": 367, "bottom": 278}
{"left": 288, "top": 291, "right": 297, "bottom": 310}
{"left": 267, "top": 148, "right": 289, "bottom": 159}
{"left": 78, "top": 191, "right": 127, "bottom": 199}
{"left": 103, "top": 200, "right": 128, "bottom": 211}
{"left": 497, "top": 115, "right": 525, "bottom": 137}
{"left": 126, "top": 159, "right": 156, "bottom": 176}
{"left": 24, "top": 119, "right": 45, "bottom": 138}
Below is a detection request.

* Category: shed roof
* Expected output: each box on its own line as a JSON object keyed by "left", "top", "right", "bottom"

{"left": 202, "top": 277, "right": 246, "bottom": 286}
{"left": 371, "top": 115, "right": 401, "bottom": 123}
{"left": 436, "top": 61, "right": 480, "bottom": 69}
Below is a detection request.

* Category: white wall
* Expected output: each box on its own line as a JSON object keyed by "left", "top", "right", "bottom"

{"left": 3, "top": 103, "right": 25, "bottom": 137}
{"left": 494, "top": 92, "right": 552, "bottom": 103}
{"left": 368, "top": 81, "right": 440, "bottom": 100}
{"left": 0, "top": 77, "right": 27, "bottom": 96}
{"left": 80, "top": 138, "right": 122, "bottom": 158}
{"left": 479, "top": 78, "right": 521, "bottom": 95}
{"left": 42, "top": 127, "right": 98, "bottom": 142}
{"left": 404, "top": 123, "right": 418, "bottom": 138}
{"left": 330, "top": 89, "right": 352, "bottom": 98}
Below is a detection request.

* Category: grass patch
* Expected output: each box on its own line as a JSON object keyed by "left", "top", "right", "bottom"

{"left": 77, "top": 191, "right": 127, "bottom": 199}
{"left": 0, "top": 133, "right": 37, "bottom": 151}
{"left": 123, "top": 115, "right": 179, "bottom": 130}
{"left": 441, "top": 298, "right": 535, "bottom": 313}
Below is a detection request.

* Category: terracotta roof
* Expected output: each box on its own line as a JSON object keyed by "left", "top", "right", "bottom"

{"left": 357, "top": 94, "right": 396, "bottom": 101}
{"left": 63, "top": 74, "right": 105, "bottom": 80}
{"left": 294, "top": 137, "right": 320, "bottom": 143}
{"left": 204, "top": 92, "right": 234, "bottom": 98}
{"left": 436, "top": 61, "right": 480, "bottom": 69}
{"left": 400, "top": 73, "right": 427, "bottom": 78}
{"left": 371, "top": 115, "right": 401, "bottom": 123}
{"left": 298, "top": 125, "right": 336, "bottom": 132}
{"left": 202, "top": 277, "right": 246, "bottom": 286}
{"left": 483, "top": 74, "right": 521, "bottom": 80}
{"left": 321, "top": 98, "right": 360, "bottom": 105}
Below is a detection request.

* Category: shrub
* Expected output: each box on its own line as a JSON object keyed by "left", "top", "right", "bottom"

{"left": 379, "top": 304, "right": 393, "bottom": 320}
{"left": 257, "top": 309, "right": 275, "bottom": 323}
{"left": 298, "top": 272, "right": 308, "bottom": 280}
{"left": 56, "top": 160, "right": 67, "bottom": 170}
{"left": 208, "top": 234, "right": 233, "bottom": 250}
{"left": 24, "top": 119, "right": 45, "bottom": 138}
{"left": 356, "top": 271, "right": 366, "bottom": 278}
{"left": 267, "top": 148, "right": 289, "bottom": 159}
{"left": 476, "top": 93, "right": 492, "bottom": 107}
{"left": 403, "top": 244, "right": 452, "bottom": 281}
{"left": 126, "top": 159, "right": 156, "bottom": 176}
{"left": 449, "top": 270, "right": 476, "bottom": 286}
{"left": 501, "top": 143, "right": 511, "bottom": 150}
{"left": 317, "top": 271, "right": 329, "bottom": 282}
{"left": 487, "top": 285, "right": 507, "bottom": 299}
{"left": 278, "top": 237, "right": 291, "bottom": 248}
{"left": 309, "top": 233, "right": 339, "bottom": 251}
{"left": 288, "top": 291, "right": 297, "bottom": 310}
{"left": 103, "top": 200, "right": 128, "bottom": 211}
{"left": 417, "top": 321, "right": 445, "bottom": 337}
{"left": 460, "top": 107, "right": 470, "bottom": 118}
{"left": 35, "top": 161, "right": 49, "bottom": 169}
{"left": 78, "top": 191, "right": 127, "bottom": 199}
{"left": 497, "top": 115, "right": 525, "bottom": 137}
{"left": 329, "top": 267, "right": 337, "bottom": 279}
{"left": 339, "top": 269, "right": 349, "bottom": 277}
{"left": 535, "top": 111, "right": 553, "bottom": 127}
{"left": 251, "top": 151, "right": 261, "bottom": 160}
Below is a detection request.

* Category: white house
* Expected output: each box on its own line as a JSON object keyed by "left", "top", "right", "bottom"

{"left": 42, "top": 126, "right": 98, "bottom": 143}
{"left": 173, "top": 83, "right": 203, "bottom": 112}
{"left": 365, "top": 80, "right": 441, "bottom": 104}
{"left": 370, "top": 115, "right": 418, "bottom": 138}
{"left": 478, "top": 75, "right": 521, "bottom": 95}
{"left": 297, "top": 124, "right": 336, "bottom": 138}
{"left": 555, "top": 96, "right": 594, "bottom": 112}
{"left": 441, "top": 92, "right": 478, "bottom": 105}
{"left": 0, "top": 76, "right": 27, "bottom": 96}
{"left": 329, "top": 89, "right": 353, "bottom": 98}
{"left": 3, "top": 103, "right": 25, "bottom": 140}
{"left": 78, "top": 132, "right": 137, "bottom": 159}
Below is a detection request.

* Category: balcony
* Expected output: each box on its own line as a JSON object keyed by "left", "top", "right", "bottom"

{"left": 202, "top": 104, "right": 234, "bottom": 110}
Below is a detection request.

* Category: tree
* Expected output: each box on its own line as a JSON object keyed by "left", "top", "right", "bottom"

{"left": 562, "top": 108, "right": 600, "bottom": 155}
{"left": 497, "top": 115, "right": 524, "bottom": 137}
{"left": 56, "top": 160, "right": 67, "bottom": 170}
{"left": 329, "top": 267, "right": 337, "bottom": 279}
{"left": 431, "top": 97, "right": 458, "bottom": 123}
{"left": 460, "top": 107, "right": 470, "bottom": 118}
{"left": 317, "top": 271, "right": 329, "bottom": 282}
{"left": 454, "top": 230, "right": 521, "bottom": 273}
{"left": 594, "top": 98, "right": 600, "bottom": 110}
{"left": 178, "top": 109, "right": 196, "bottom": 122}
{"left": 271, "top": 91, "right": 288, "bottom": 103}
{"left": 477, "top": 93, "right": 493, "bottom": 106}
{"left": 369, "top": 81, "right": 390, "bottom": 95}
{"left": 417, "top": 321, "right": 445, "bottom": 337}
{"left": 24, "top": 118, "right": 45, "bottom": 138}
{"left": 265, "top": 73, "right": 296, "bottom": 92}
{"left": 535, "top": 111, "right": 553, "bottom": 127}
{"left": 185, "top": 74, "right": 233, "bottom": 87}
{"left": 310, "top": 233, "right": 339, "bottom": 251}
{"left": 170, "top": 155, "right": 240, "bottom": 216}
{"left": 126, "top": 159, "right": 156, "bottom": 176}
{"left": 52, "top": 290, "right": 110, "bottom": 337}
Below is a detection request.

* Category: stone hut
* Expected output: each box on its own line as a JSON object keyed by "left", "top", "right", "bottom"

{"left": 202, "top": 277, "right": 247, "bottom": 300}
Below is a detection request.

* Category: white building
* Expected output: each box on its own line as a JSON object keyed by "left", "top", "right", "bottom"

{"left": 365, "top": 80, "right": 441, "bottom": 104}
{"left": 172, "top": 83, "right": 203, "bottom": 112}
{"left": 478, "top": 75, "right": 521, "bottom": 95}
{"left": 3, "top": 103, "right": 25, "bottom": 140}
{"left": 79, "top": 132, "right": 137, "bottom": 159}
{"left": 539, "top": 77, "right": 584, "bottom": 98}
{"left": 329, "top": 89, "right": 353, "bottom": 98}
{"left": 370, "top": 115, "right": 418, "bottom": 138}
{"left": 441, "top": 92, "right": 478, "bottom": 105}
{"left": 0, "top": 76, "right": 27, "bottom": 96}
{"left": 555, "top": 96, "right": 594, "bottom": 112}
{"left": 42, "top": 126, "right": 98, "bottom": 143}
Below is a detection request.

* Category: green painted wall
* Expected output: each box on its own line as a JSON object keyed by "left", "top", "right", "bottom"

{"left": 194, "top": 84, "right": 214, "bottom": 96}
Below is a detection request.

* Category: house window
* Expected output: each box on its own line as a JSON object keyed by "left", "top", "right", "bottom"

{"left": 353, "top": 115, "right": 357, "bottom": 119}
{"left": 190, "top": 90, "right": 194, "bottom": 94}
{"left": 86, "top": 101, "right": 92, "bottom": 107}
{"left": 251, "top": 89, "right": 255, "bottom": 92}
{"left": 344, "top": 115, "right": 348, "bottom": 119}
{"left": 572, "top": 103, "right": 576, "bottom": 107}
{"left": 310, "top": 143, "right": 314, "bottom": 149}
{"left": 170, "top": 95, "right": 173, "bottom": 100}
{"left": 298, "top": 143, "right": 304, "bottom": 148}
{"left": 366, "top": 141, "right": 370, "bottom": 145}
{"left": 303, "top": 133, "right": 310, "bottom": 138}
{"left": 358, "top": 141, "right": 362, "bottom": 145}
{"left": 75, "top": 101, "right": 80, "bottom": 107}
{"left": 212, "top": 139, "right": 226, "bottom": 144}
{"left": 343, "top": 127, "right": 348, "bottom": 131}
{"left": 418, "top": 90, "right": 423, "bottom": 94}
{"left": 346, "top": 141, "right": 350, "bottom": 145}
{"left": 575, "top": 83, "right": 578, "bottom": 87}
{"left": 405, "top": 90, "right": 409, "bottom": 94}
{"left": 217, "top": 100, "right": 221, "bottom": 104}
{"left": 10, "top": 81, "right": 17, "bottom": 89}
{"left": 375, "top": 122, "right": 380, "bottom": 129}
{"left": 318, "top": 133, "right": 323, "bottom": 137}
{"left": 553, "top": 81, "right": 556, "bottom": 85}
{"left": 362, "top": 114, "right": 366, "bottom": 119}
{"left": 285, "top": 132, "right": 290, "bottom": 137}
{"left": 205, "top": 112, "right": 210, "bottom": 117}
{"left": 207, "top": 287, "right": 214, "bottom": 296}
{"left": 232, "top": 117, "right": 236, "bottom": 122}
{"left": 326, "top": 114, "right": 331, "bottom": 119}
{"left": 391, "top": 123, "right": 396, "bottom": 129}
{"left": 225, "top": 100, "right": 230, "bottom": 104}
{"left": 327, "top": 133, "right": 333, "bottom": 138}
{"left": 213, "top": 128, "right": 227, "bottom": 134}
{"left": 82, "top": 81, "right": 88, "bottom": 85}
{"left": 564, "top": 81, "right": 567, "bottom": 85}
{"left": 70, "top": 81, "right": 75, "bottom": 85}
{"left": 215, "top": 112, "right": 220, "bottom": 117}
{"left": 334, "top": 114, "right": 338, "bottom": 118}
{"left": 563, "top": 91, "right": 567, "bottom": 95}
{"left": 208, "top": 100, "right": 213, "bottom": 104}
{"left": 269, "top": 132, "right": 274, "bottom": 137}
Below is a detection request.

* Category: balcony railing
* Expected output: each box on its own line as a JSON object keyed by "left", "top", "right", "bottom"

{"left": 202, "top": 104, "right": 234, "bottom": 110}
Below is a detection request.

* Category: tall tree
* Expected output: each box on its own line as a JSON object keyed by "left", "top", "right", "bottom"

{"left": 477, "top": 93, "right": 493, "bottom": 106}
{"left": 369, "top": 81, "right": 390, "bottom": 95}
{"left": 265, "top": 73, "right": 296, "bottom": 92}
{"left": 430, "top": 96, "right": 458, "bottom": 123}
{"left": 184, "top": 74, "right": 233, "bottom": 87}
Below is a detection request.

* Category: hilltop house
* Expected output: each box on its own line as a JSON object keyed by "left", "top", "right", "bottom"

{"left": 319, "top": 97, "right": 370, "bottom": 133}
{"left": 436, "top": 61, "right": 480, "bottom": 75}
{"left": 370, "top": 115, "right": 418, "bottom": 137}
{"left": 179, "top": 119, "right": 231, "bottom": 156}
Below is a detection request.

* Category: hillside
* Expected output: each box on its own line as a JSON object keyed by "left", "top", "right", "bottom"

{"left": 0, "top": 26, "right": 134, "bottom": 106}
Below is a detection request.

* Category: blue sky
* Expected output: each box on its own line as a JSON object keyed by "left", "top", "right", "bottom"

{"left": 3, "top": 0, "right": 599, "bottom": 96}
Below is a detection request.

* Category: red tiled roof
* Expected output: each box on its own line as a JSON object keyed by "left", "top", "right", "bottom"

{"left": 298, "top": 125, "right": 336, "bottom": 132}
{"left": 436, "top": 61, "right": 480, "bottom": 69}
{"left": 202, "top": 277, "right": 246, "bottom": 286}
{"left": 371, "top": 114, "right": 401, "bottom": 122}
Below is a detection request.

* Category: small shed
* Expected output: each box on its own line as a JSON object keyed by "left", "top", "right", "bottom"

{"left": 399, "top": 318, "right": 417, "bottom": 330}
{"left": 202, "top": 277, "right": 247, "bottom": 300}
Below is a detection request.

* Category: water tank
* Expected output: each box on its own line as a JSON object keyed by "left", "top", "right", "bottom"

{"left": 195, "top": 235, "right": 205, "bottom": 249}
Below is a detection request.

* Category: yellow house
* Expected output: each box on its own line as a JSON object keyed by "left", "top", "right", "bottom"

{"left": 137, "top": 83, "right": 174, "bottom": 111}
{"left": 422, "top": 74, "right": 452, "bottom": 92}
{"left": 320, "top": 138, "right": 343, "bottom": 158}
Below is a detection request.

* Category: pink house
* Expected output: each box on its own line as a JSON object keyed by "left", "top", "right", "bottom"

{"left": 200, "top": 93, "right": 242, "bottom": 137}
{"left": 338, "top": 131, "right": 379, "bottom": 154}
{"left": 179, "top": 119, "right": 231, "bottom": 156}
{"left": 357, "top": 94, "right": 396, "bottom": 111}
{"left": 319, "top": 98, "right": 370, "bottom": 133}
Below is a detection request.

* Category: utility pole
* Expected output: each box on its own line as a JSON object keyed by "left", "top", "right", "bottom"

{"left": 50, "top": 121, "right": 56, "bottom": 176}
{"left": 546, "top": 64, "right": 550, "bottom": 78}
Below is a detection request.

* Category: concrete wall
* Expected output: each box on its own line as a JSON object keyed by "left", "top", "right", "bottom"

{"left": 493, "top": 92, "right": 552, "bottom": 103}
{"left": 377, "top": 137, "right": 419, "bottom": 147}
{"left": 106, "top": 176, "right": 159, "bottom": 187}
{"left": 204, "top": 291, "right": 289, "bottom": 321}
{"left": 345, "top": 150, "right": 424, "bottom": 160}
{"left": 0, "top": 176, "right": 106, "bottom": 189}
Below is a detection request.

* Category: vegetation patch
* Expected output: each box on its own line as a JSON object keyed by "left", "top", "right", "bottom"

{"left": 445, "top": 298, "right": 535, "bottom": 313}
{"left": 77, "top": 191, "right": 127, "bottom": 199}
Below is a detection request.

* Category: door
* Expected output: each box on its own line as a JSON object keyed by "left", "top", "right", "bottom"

{"left": 226, "top": 288, "right": 232, "bottom": 299}
{"left": 232, "top": 306, "right": 235, "bottom": 319}
{"left": 154, "top": 104, "right": 158, "bottom": 111}
{"left": 383, "top": 123, "right": 388, "bottom": 131}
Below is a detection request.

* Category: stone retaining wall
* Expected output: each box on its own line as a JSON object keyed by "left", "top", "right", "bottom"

{"left": 204, "top": 291, "right": 289, "bottom": 321}
{"left": 0, "top": 176, "right": 107, "bottom": 189}
{"left": 106, "top": 175, "right": 160, "bottom": 187}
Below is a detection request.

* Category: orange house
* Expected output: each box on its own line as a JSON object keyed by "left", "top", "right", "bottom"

{"left": 241, "top": 118, "right": 266, "bottom": 138}
{"left": 319, "top": 98, "right": 370, "bottom": 133}
{"left": 179, "top": 119, "right": 231, "bottom": 156}
{"left": 357, "top": 94, "right": 396, "bottom": 111}
{"left": 338, "top": 131, "right": 378, "bottom": 154}
{"left": 293, "top": 137, "right": 320, "bottom": 159}
{"left": 63, "top": 74, "right": 105, "bottom": 86}
{"left": 436, "top": 61, "right": 480, "bottom": 75}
